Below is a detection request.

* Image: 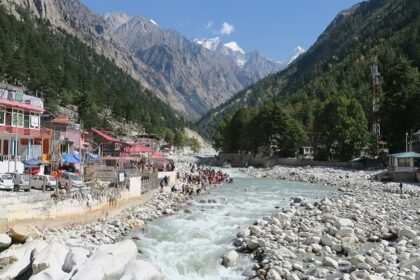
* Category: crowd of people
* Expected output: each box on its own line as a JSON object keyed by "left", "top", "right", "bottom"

{"left": 170, "top": 163, "right": 232, "bottom": 196}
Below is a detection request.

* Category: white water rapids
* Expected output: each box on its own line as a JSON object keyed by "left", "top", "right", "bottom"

{"left": 134, "top": 169, "right": 335, "bottom": 279}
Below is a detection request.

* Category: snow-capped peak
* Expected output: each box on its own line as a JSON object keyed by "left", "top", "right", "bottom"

{"left": 104, "top": 12, "right": 132, "bottom": 29}
{"left": 224, "top": 41, "right": 245, "bottom": 54}
{"left": 287, "top": 45, "right": 305, "bottom": 64}
{"left": 150, "top": 19, "right": 159, "bottom": 26}
{"left": 193, "top": 37, "right": 222, "bottom": 52}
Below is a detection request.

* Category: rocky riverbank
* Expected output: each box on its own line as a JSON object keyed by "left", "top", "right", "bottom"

{"left": 0, "top": 152, "right": 228, "bottom": 279}
{"left": 224, "top": 166, "right": 420, "bottom": 279}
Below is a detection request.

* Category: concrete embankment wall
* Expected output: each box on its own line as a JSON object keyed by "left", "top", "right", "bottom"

{"left": 0, "top": 174, "right": 160, "bottom": 230}
{"left": 204, "top": 153, "right": 370, "bottom": 169}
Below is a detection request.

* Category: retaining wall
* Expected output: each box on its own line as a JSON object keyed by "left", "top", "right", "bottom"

{"left": 0, "top": 176, "right": 147, "bottom": 230}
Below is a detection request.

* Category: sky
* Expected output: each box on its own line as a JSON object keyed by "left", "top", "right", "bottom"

{"left": 80, "top": 0, "right": 362, "bottom": 61}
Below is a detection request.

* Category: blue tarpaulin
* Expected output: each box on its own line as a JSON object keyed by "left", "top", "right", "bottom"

{"left": 61, "top": 153, "right": 81, "bottom": 163}
{"left": 22, "top": 159, "right": 43, "bottom": 167}
{"left": 86, "top": 153, "right": 100, "bottom": 162}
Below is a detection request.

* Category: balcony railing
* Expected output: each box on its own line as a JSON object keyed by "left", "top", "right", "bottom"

{"left": 0, "top": 89, "right": 44, "bottom": 108}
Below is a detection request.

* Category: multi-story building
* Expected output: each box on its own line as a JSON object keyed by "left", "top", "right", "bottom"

{"left": 0, "top": 83, "right": 51, "bottom": 172}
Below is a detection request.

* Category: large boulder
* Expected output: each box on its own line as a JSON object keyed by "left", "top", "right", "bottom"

{"left": 222, "top": 250, "right": 238, "bottom": 267}
{"left": 0, "top": 234, "right": 12, "bottom": 250}
{"left": 120, "top": 260, "right": 164, "bottom": 280}
{"left": 62, "top": 247, "right": 90, "bottom": 273}
{"left": 0, "top": 240, "right": 47, "bottom": 279}
{"left": 70, "top": 240, "right": 137, "bottom": 280}
{"left": 9, "top": 224, "right": 40, "bottom": 243}
{"left": 29, "top": 267, "right": 68, "bottom": 280}
{"left": 32, "top": 241, "right": 69, "bottom": 274}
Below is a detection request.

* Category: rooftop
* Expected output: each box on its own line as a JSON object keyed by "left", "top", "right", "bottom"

{"left": 388, "top": 152, "right": 420, "bottom": 159}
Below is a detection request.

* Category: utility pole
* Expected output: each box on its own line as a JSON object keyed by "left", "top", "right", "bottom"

{"left": 371, "top": 46, "right": 381, "bottom": 152}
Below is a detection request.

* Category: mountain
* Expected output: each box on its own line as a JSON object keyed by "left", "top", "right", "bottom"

{"left": 104, "top": 13, "right": 253, "bottom": 118}
{"left": 0, "top": 0, "right": 255, "bottom": 120}
{"left": 197, "top": 0, "right": 420, "bottom": 152}
{"left": 0, "top": 4, "right": 186, "bottom": 133}
{"left": 193, "top": 37, "right": 304, "bottom": 80}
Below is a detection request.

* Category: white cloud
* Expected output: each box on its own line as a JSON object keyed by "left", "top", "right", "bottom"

{"left": 205, "top": 21, "right": 213, "bottom": 29}
{"left": 220, "top": 22, "right": 235, "bottom": 35}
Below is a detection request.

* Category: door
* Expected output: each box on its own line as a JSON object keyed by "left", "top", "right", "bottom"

{"left": 3, "top": 140, "right": 8, "bottom": 156}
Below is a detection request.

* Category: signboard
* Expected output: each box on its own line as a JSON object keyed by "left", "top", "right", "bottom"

{"left": 118, "top": 172, "right": 125, "bottom": 183}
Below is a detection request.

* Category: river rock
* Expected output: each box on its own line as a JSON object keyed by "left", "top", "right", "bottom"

{"left": 0, "top": 234, "right": 11, "bottom": 250}
{"left": 399, "top": 228, "right": 417, "bottom": 240}
{"left": 32, "top": 241, "right": 69, "bottom": 274}
{"left": 337, "top": 227, "right": 355, "bottom": 238}
{"left": 120, "top": 260, "right": 164, "bottom": 280}
{"left": 245, "top": 238, "right": 259, "bottom": 250}
{"left": 249, "top": 225, "right": 264, "bottom": 236}
{"left": 8, "top": 224, "right": 40, "bottom": 243}
{"left": 0, "top": 240, "right": 47, "bottom": 279}
{"left": 70, "top": 240, "right": 137, "bottom": 279}
{"left": 126, "top": 219, "right": 145, "bottom": 230}
{"left": 321, "top": 234, "right": 335, "bottom": 246}
{"left": 334, "top": 218, "right": 354, "bottom": 229}
{"left": 222, "top": 250, "right": 238, "bottom": 267}
{"left": 351, "top": 255, "right": 365, "bottom": 266}
{"left": 293, "top": 196, "right": 304, "bottom": 203}
{"left": 322, "top": 256, "right": 338, "bottom": 268}
{"left": 275, "top": 246, "right": 297, "bottom": 259}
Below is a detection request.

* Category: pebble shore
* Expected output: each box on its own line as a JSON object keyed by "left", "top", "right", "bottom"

{"left": 224, "top": 166, "right": 420, "bottom": 280}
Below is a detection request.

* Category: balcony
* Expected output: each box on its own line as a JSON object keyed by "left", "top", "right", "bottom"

{"left": 0, "top": 89, "right": 44, "bottom": 112}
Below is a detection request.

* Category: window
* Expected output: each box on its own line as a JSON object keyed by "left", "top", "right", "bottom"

{"left": 5, "top": 108, "right": 11, "bottom": 126}
{"left": 12, "top": 109, "right": 17, "bottom": 126}
{"left": 30, "top": 112, "right": 40, "bottom": 129}
{"left": 24, "top": 111, "right": 29, "bottom": 128}
{"left": 398, "top": 158, "right": 410, "bottom": 167}
{"left": 17, "top": 110, "right": 24, "bottom": 127}
{"left": 0, "top": 107, "right": 4, "bottom": 125}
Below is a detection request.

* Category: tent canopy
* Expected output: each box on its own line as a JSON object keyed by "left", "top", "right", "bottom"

{"left": 61, "top": 153, "right": 81, "bottom": 163}
{"left": 22, "top": 159, "right": 43, "bottom": 167}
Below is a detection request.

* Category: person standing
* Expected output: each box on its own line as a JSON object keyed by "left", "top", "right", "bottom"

{"left": 399, "top": 182, "right": 403, "bottom": 195}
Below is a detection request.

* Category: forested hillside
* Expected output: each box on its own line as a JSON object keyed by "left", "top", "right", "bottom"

{"left": 0, "top": 7, "right": 186, "bottom": 133}
{"left": 198, "top": 0, "right": 420, "bottom": 153}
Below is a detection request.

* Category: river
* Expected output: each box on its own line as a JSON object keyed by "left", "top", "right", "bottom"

{"left": 134, "top": 169, "right": 335, "bottom": 279}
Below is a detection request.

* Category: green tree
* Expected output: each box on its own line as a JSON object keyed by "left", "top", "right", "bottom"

{"left": 174, "top": 129, "right": 186, "bottom": 149}
{"left": 164, "top": 129, "right": 175, "bottom": 144}
{"left": 313, "top": 96, "right": 369, "bottom": 161}
{"left": 190, "top": 138, "right": 201, "bottom": 153}
{"left": 254, "top": 102, "right": 306, "bottom": 157}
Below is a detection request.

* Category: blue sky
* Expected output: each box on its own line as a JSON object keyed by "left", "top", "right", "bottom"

{"left": 81, "top": 0, "right": 361, "bottom": 61}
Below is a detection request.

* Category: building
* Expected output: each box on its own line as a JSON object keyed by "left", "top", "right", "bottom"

{"left": 411, "top": 130, "right": 420, "bottom": 153}
{"left": 387, "top": 152, "right": 420, "bottom": 182}
{"left": 0, "top": 84, "right": 51, "bottom": 172}
{"left": 136, "top": 134, "right": 164, "bottom": 150}
{"left": 41, "top": 114, "right": 81, "bottom": 159}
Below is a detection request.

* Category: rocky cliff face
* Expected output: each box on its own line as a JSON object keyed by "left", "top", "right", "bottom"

{"left": 0, "top": 0, "right": 282, "bottom": 119}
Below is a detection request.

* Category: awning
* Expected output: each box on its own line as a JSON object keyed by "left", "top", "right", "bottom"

{"left": 61, "top": 153, "right": 81, "bottom": 163}
{"left": 22, "top": 159, "right": 43, "bottom": 167}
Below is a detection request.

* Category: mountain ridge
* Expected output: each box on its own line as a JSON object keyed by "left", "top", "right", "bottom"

{"left": 0, "top": 1, "right": 294, "bottom": 120}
